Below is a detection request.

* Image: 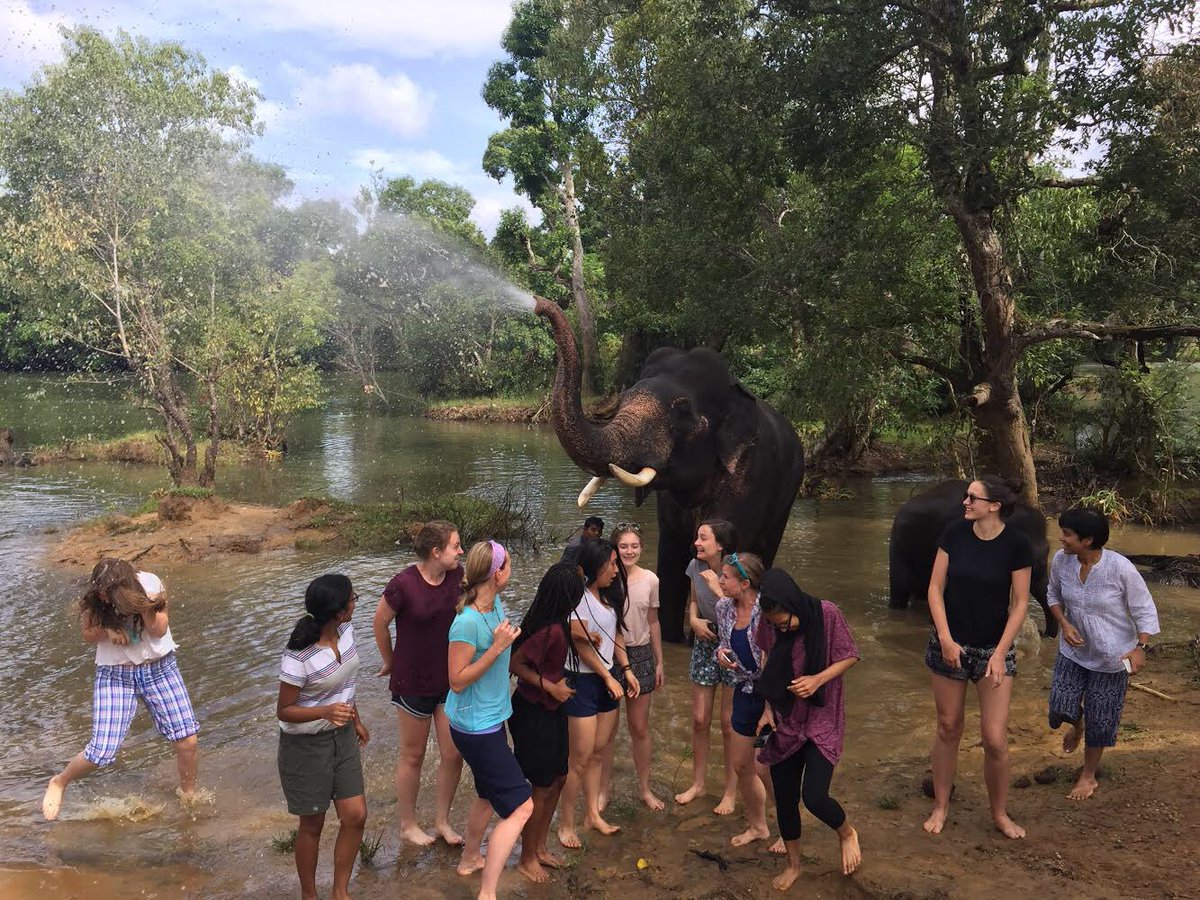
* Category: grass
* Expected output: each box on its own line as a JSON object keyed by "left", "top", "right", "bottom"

{"left": 424, "top": 393, "right": 549, "bottom": 423}
{"left": 271, "top": 828, "right": 297, "bottom": 854}
{"left": 359, "top": 829, "right": 384, "bottom": 866}
{"left": 877, "top": 795, "right": 902, "bottom": 810}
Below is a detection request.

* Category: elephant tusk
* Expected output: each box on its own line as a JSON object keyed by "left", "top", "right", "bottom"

{"left": 577, "top": 476, "right": 607, "bottom": 508}
{"left": 608, "top": 463, "right": 657, "bottom": 488}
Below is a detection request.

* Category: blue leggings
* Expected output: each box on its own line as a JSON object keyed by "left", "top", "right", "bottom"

{"left": 770, "top": 741, "right": 845, "bottom": 842}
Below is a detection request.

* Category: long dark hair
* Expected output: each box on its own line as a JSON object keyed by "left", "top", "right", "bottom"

{"left": 578, "top": 537, "right": 627, "bottom": 634}
{"left": 756, "top": 568, "right": 828, "bottom": 711}
{"left": 976, "top": 475, "right": 1021, "bottom": 519}
{"left": 287, "top": 574, "right": 354, "bottom": 651}
{"left": 516, "top": 562, "right": 583, "bottom": 672}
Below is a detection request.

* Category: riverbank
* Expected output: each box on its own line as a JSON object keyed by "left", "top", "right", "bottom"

{"left": 46, "top": 490, "right": 540, "bottom": 570}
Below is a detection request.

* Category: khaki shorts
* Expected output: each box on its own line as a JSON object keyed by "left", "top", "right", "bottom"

{"left": 278, "top": 723, "right": 364, "bottom": 816}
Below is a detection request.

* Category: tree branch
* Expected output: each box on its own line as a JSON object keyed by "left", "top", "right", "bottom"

{"left": 1018, "top": 319, "right": 1200, "bottom": 351}
{"left": 1038, "top": 176, "right": 1100, "bottom": 189}
{"left": 1051, "top": 0, "right": 1123, "bottom": 11}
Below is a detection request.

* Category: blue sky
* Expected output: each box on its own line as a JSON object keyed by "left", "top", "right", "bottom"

{"left": 0, "top": 1, "right": 532, "bottom": 234}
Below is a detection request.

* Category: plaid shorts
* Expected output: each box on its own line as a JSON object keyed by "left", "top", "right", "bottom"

{"left": 84, "top": 652, "right": 200, "bottom": 766}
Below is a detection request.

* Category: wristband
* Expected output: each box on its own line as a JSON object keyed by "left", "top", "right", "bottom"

{"left": 621, "top": 664, "right": 633, "bottom": 672}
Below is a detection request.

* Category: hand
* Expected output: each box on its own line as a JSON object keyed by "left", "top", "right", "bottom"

{"left": 756, "top": 708, "right": 775, "bottom": 733}
{"left": 354, "top": 718, "right": 370, "bottom": 747}
{"left": 492, "top": 620, "right": 521, "bottom": 652}
{"left": 105, "top": 628, "right": 130, "bottom": 646}
{"left": 788, "top": 674, "right": 824, "bottom": 699}
{"left": 376, "top": 660, "right": 393, "bottom": 677}
{"left": 716, "top": 647, "right": 738, "bottom": 670}
{"left": 546, "top": 678, "right": 576, "bottom": 704}
{"left": 589, "top": 630, "right": 603, "bottom": 649}
{"left": 691, "top": 618, "right": 717, "bottom": 643}
{"left": 984, "top": 652, "right": 1008, "bottom": 687}
{"left": 1121, "top": 646, "right": 1146, "bottom": 675}
{"left": 1060, "top": 622, "right": 1085, "bottom": 647}
{"left": 323, "top": 702, "right": 355, "bottom": 727}
{"left": 654, "top": 662, "right": 665, "bottom": 690}
{"left": 700, "top": 569, "right": 722, "bottom": 596}
{"left": 939, "top": 637, "right": 963, "bottom": 669}
{"left": 604, "top": 675, "right": 623, "bottom": 700}
{"left": 624, "top": 668, "right": 641, "bottom": 699}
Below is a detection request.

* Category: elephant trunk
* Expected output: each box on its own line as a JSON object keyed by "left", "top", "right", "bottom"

{"left": 534, "top": 296, "right": 620, "bottom": 479}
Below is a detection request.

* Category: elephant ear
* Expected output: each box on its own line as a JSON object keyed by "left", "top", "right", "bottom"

{"left": 716, "top": 383, "right": 759, "bottom": 475}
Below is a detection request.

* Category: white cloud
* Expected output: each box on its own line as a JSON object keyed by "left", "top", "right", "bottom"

{"left": 0, "top": 1, "right": 71, "bottom": 86}
{"left": 288, "top": 63, "right": 432, "bottom": 138}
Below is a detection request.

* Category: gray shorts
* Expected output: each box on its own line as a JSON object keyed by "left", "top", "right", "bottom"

{"left": 278, "top": 723, "right": 364, "bottom": 816}
{"left": 924, "top": 631, "right": 1017, "bottom": 683}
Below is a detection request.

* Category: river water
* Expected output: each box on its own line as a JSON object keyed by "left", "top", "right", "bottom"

{"left": 1, "top": 373, "right": 1197, "bottom": 898}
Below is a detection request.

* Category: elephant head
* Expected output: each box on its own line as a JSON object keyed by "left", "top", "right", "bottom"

{"left": 534, "top": 296, "right": 761, "bottom": 510}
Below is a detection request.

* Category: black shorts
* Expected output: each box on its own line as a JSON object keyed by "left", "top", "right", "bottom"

{"left": 560, "top": 672, "right": 619, "bottom": 718}
{"left": 924, "top": 631, "right": 1017, "bottom": 683}
{"left": 509, "top": 692, "right": 569, "bottom": 787}
{"left": 731, "top": 687, "right": 766, "bottom": 738}
{"left": 391, "top": 691, "right": 448, "bottom": 719}
{"left": 278, "top": 723, "right": 364, "bottom": 816}
{"left": 450, "top": 724, "right": 532, "bottom": 818}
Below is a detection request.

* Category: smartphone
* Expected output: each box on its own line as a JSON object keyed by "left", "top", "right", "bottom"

{"left": 753, "top": 724, "right": 774, "bottom": 749}
{"left": 1122, "top": 657, "right": 1133, "bottom": 674}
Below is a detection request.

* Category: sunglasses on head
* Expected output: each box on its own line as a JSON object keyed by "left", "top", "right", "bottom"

{"left": 615, "top": 522, "right": 642, "bottom": 534}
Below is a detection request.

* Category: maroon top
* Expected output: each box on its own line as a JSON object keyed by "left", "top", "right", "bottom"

{"left": 755, "top": 600, "right": 859, "bottom": 767}
{"left": 514, "top": 625, "right": 569, "bottom": 710}
{"left": 383, "top": 563, "right": 463, "bottom": 697}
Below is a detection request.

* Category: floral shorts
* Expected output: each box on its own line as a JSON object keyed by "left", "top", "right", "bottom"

{"left": 924, "top": 631, "right": 1016, "bottom": 683}
{"left": 689, "top": 638, "right": 738, "bottom": 688}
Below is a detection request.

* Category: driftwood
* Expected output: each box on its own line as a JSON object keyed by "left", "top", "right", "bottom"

{"left": 1129, "top": 681, "right": 1179, "bottom": 702}
{"left": 1125, "top": 554, "right": 1200, "bottom": 589}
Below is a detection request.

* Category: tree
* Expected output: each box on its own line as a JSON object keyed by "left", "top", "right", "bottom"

{"left": 483, "top": 0, "right": 610, "bottom": 395}
{"left": 0, "top": 28, "right": 287, "bottom": 486}
{"left": 761, "top": 0, "right": 1200, "bottom": 502}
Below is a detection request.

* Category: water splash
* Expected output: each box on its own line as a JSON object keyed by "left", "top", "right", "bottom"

{"left": 70, "top": 795, "right": 165, "bottom": 823}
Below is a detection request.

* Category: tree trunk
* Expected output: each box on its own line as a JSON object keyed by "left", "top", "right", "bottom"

{"left": 559, "top": 159, "right": 600, "bottom": 397}
{"left": 952, "top": 206, "right": 1039, "bottom": 505}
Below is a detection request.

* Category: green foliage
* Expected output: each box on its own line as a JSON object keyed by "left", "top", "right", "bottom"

{"left": 358, "top": 830, "right": 384, "bottom": 866}
{"left": 270, "top": 829, "right": 297, "bottom": 854}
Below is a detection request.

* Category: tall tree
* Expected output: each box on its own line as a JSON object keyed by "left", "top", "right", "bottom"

{"left": 483, "top": 0, "right": 609, "bottom": 395}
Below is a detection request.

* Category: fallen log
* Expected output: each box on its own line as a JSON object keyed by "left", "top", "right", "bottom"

{"left": 1124, "top": 554, "right": 1200, "bottom": 589}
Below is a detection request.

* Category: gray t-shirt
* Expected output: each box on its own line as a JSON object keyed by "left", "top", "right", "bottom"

{"left": 687, "top": 557, "right": 722, "bottom": 623}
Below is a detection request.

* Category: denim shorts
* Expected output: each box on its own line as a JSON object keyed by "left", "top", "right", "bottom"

{"left": 560, "top": 671, "right": 619, "bottom": 717}
{"left": 730, "top": 687, "right": 766, "bottom": 738}
{"left": 924, "top": 631, "right": 1017, "bottom": 683}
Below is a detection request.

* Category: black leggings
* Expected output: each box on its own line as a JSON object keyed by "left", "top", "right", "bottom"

{"left": 769, "top": 741, "right": 845, "bottom": 842}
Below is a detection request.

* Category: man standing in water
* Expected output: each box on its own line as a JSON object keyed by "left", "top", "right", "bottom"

{"left": 1046, "top": 507, "right": 1159, "bottom": 801}
{"left": 561, "top": 516, "right": 604, "bottom": 566}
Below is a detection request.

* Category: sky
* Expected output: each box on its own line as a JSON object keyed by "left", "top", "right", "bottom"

{"left": 0, "top": 0, "right": 532, "bottom": 235}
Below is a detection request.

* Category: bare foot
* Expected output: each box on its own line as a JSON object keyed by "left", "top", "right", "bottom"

{"left": 773, "top": 863, "right": 802, "bottom": 891}
{"left": 768, "top": 836, "right": 786, "bottom": 855}
{"left": 840, "top": 826, "right": 862, "bottom": 875}
{"left": 517, "top": 858, "right": 549, "bottom": 883}
{"left": 923, "top": 806, "right": 949, "bottom": 835}
{"left": 713, "top": 793, "right": 736, "bottom": 816}
{"left": 42, "top": 777, "right": 65, "bottom": 821}
{"left": 674, "top": 783, "right": 702, "bottom": 805}
{"left": 401, "top": 824, "right": 436, "bottom": 847}
{"left": 558, "top": 827, "right": 582, "bottom": 849}
{"left": 641, "top": 790, "right": 665, "bottom": 812}
{"left": 585, "top": 814, "right": 620, "bottom": 836}
{"left": 1062, "top": 722, "right": 1082, "bottom": 754}
{"left": 1067, "top": 775, "right": 1098, "bottom": 801}
{"left": 537, "top": 847, "right": 566, "bottom": 868}
{"left": 731, "top": 825, "right": 770, "bottom": 847}
{"left": 993, "top": 814, "right": 1026, "bottom": 839}
{"left": 456, "top": 853, "right": 486, "bottom": 876}
{"left": 435, "top": 822, "right": 464, "bottom": 846}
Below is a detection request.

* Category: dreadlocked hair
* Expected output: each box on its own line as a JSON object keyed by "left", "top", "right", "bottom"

{"left": 516, "top": 562, "right": 584, "bottom": 672}
{"left": 77, "top": 557, "right": 162, "bottom": 634}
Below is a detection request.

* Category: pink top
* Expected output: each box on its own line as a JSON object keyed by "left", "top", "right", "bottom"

{"left": 755, "top": 600, "right": 858, "bottom": 767}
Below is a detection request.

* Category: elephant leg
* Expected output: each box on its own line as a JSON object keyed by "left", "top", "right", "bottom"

{"left": 1037, "top": 597, "right": 1059, "bottom": 639}
{"left": 656, "top": 494, "right": 698, "bottom": 644}
{"left": 888, "top": 539, "right": 912, "bottom": 609}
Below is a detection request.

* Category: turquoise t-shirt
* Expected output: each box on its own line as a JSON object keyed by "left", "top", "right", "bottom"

{"left": 444, "top": 597, "right": 513, "bottom": 733}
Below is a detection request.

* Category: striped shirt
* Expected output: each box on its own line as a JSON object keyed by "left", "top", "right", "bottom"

{"left": 278, "top": 622, "right": 359, "bottom": 735}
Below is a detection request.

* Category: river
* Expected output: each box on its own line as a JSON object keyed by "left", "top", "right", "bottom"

{"left": 1, "top": 373, "right": 1197, "bottom": 898}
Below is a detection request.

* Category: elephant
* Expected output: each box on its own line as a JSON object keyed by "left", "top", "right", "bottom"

{"left": 534, "top": 297, "right": 804, "bottom": 643}
{"left": 888, "top": 479, "right": 1056, "bottom": 637}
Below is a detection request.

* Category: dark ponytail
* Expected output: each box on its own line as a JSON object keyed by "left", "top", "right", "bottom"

{"left": 287, "top": 573, "right": 354, "bottom": 651}
{"left": 977, "top": 475, "right": 1021, "bottom": 519}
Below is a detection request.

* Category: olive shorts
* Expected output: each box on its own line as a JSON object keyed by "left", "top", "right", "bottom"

{"left": 278, "top": 722, "right": 364, "bottom": 816}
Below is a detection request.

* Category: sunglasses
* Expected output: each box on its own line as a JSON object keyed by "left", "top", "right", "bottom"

{"left": 962, "top": 492, "right": 995, "bottom": 505}
{"left": 615, "top": 522, "right": 642, "bottom": 534}
{"left": 728, "top": 552, "right": 749, "bottom": 581}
